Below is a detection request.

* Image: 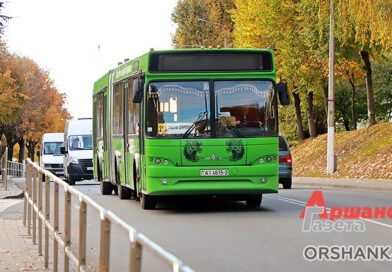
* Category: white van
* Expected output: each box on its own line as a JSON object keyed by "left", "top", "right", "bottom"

{"left": 61, "top": 118, "right": 93, "bottom": 185}
{"left": 40, "top": 133, "right": 64, "bottom": 176}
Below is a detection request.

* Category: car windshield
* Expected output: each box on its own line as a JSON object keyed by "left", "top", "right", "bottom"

{"left": 215, "top": 81, "right": 276, "bottom": 137}
{"left": 146, "top": 80, "right": 277, "bottom": 138}
{"left": 146, "top": 81, "right": 210, "bottom": 138}
{"left": 69, "top": 135, "right": 92, "bottom": 150}
{"left": 44, "top": 142, "right": 62, "bottom": 155}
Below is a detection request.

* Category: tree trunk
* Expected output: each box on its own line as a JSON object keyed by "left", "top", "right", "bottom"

{"left": 343, "top": 119, "right": 351, "bottom": 131}
{"left": 360, "top": 51, "right": 376, "bottom": 126}
{"left": 6, "top": 141, "right": 14, "bottom": 160}
{"left": 292, "top": 91, "right": 305, "bottom": 141}
{"left": 26, "top": 140, "right": 37, "bottom": 161}
{"left": 18, "top": 138, "right": 25, "bottom": 163}
{"left": 347, "top": 71, "right": 357, "bottom": 130}
{"left": 306, "top": 91, "right": 317, "bottom": 138}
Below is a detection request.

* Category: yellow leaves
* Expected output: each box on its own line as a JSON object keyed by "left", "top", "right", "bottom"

{"left": 0, "top": 51, "right": 70, "bottom": 144}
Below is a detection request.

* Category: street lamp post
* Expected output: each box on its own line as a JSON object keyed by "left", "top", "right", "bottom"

{"left": 196, "top": 18, "right": 228, "bottom": 48}
{"left": 327, "top": 0, "right": 336, "bottom": 174}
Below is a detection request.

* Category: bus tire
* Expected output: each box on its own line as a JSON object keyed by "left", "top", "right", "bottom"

{"left": 140, "top": 193, "right": 156, "bottom": 210}
{"left": 100, "top": 181, "right": 112, "bottom": 195}
{"left": 245, "top": 195, "right": 262, "bottom": 208}
{"left": 118, "top": 184, "right": 132, "bottom": 200}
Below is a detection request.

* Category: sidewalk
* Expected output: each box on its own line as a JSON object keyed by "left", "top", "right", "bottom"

{"left": 0, "top": 176, "right": 51, "bottom": 271}
{"left": 294, "top": 177, "right": 392, "bottom": 192}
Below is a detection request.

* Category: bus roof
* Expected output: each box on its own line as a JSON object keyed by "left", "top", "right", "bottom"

{"left": 93, "top": 48, "right": 276, "bottom": 95}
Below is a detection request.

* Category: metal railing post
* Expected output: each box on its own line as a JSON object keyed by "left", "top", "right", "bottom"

{"left": 22, "top": 160, "right": 26, "bottom": 178}
{"left": 23, "top": 164, "right": 29, "bottom": 226}
{"left": 44, "top": 174, "right": 50, "bottom": 268}
{"left": 32, "top": 170, "right": 37, "bottom": 245}
{"left": 3, "top": 148, "right": 7, "bottom": 190}
{"left": 38, "top": 172, "right": 43, "bottom": 256}
{"left": 54, "top": 182, "right": 59, "bottom": 272}
{"left": 99, "top": 213, "right": 111, "bottom": 272}
{"left": 27, "top": 164, "right": 32, "bottom": 236}
{"left": 129, "top": 234, "right": 142, "bottom": 272}
{"left": 64, "top": 188, "right": 71, "bottom": 272}
{"left": 78, "top": 198, "right": 87, "bottom": 271}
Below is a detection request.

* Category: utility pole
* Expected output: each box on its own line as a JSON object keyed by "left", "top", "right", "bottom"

{"left": 327, "top": 0, "right": 336, "bottom": 174}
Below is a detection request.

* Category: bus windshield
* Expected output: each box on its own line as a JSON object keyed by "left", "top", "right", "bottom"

{"left": 215, "top": 80, "right": 276, "bottom": 137}
{"left": 146, "top": 81, "right": 210, "bottom": 138}
{"left": 146, "top": 80, "right": 276, "bottom": 138}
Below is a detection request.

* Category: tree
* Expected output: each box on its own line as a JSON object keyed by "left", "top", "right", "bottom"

{"left": 171, "top": 0, "right": 235, "bottom": 48}
{"left": 334, "top": 0, "right": 392, "bottom": 126}
{"left": 0, "top": 53, "right": 70, "bottom": 161}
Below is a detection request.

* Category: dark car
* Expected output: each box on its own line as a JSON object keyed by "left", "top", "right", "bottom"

{"left": 279, "top": 136, "right": 292, "bottom": 189}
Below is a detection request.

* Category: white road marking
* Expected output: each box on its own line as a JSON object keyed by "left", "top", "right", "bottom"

{"left": 265, "top": 195, "right": 392, "bottom": 230}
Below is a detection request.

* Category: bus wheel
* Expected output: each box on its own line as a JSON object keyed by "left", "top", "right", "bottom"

{"left": 140, "top": 193, "right": 156, "bottom": 210}
{"left": 118, "top": 184, "right": 132, "bottom": 200}
{"left": 245, "top": 195, "right": 262, "bottom": 208}
{"left": 100, "top": 181, "right": 112, "bottom": 195}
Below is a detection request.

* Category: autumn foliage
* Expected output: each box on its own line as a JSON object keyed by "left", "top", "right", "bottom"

{"left": 172, "top": 0, "right": 392, "bottom": 142}
{"left": 0, "top": 44, "right": 70, "bottom": 161}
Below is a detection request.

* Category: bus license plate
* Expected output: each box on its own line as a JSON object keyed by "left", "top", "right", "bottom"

{"left": 200, "top": 169, "right": 229, "bottom": 176}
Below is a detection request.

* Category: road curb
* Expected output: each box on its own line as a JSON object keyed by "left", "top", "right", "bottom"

{"left": 293, "top": 177, "right": 392, "bottom": 192}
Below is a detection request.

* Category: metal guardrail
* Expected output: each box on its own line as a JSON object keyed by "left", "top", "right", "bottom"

{"left": 24, "top": 158, "right": 194, "bottom": 272}
{"left": 7, "top": 160, "right": 25, "bottom": 178}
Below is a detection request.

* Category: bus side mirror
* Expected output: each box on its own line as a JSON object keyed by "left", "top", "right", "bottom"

{"left": 133, "top": 76, "right": 144, "bottom": 103}
{"left": 277, "top": 82, "right": 290, "bottom": 106}
{"left": 60, "top": 146, "right": 66, "bottom": 155}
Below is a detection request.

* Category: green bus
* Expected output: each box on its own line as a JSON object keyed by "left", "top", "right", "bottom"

{"left": 92, "top": 49, "right": 289, "bottom": 209}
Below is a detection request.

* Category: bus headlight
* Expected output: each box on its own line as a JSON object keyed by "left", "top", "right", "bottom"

{"left": 260, "top": 177, "right": 267, "bottom": 183}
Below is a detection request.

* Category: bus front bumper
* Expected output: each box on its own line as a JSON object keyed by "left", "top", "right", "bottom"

{"left": 144, "top": 165, "right": 278, "bottom": 196}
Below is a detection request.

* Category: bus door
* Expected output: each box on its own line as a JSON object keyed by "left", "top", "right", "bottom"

{"left": 124, "top": 78, "right": 138, "bottom": 189}
{"left": 102, "top": 90, "right": 109, "bottom": 181}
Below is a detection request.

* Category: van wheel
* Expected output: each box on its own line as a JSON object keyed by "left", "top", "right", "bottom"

{"left": 245, "top": 195, "right": 262, "bottom": 208}
{"left": 140, "top": 193, "right": 156, "bottom": 210}
{"left": 118, "top": 184, "right": 131, "bottom": 199}
{"left": 68, "top": 176, "right": 76, "bottom": 186}
{"left": 100, "top": 181, "right": 112, "bottom": 195}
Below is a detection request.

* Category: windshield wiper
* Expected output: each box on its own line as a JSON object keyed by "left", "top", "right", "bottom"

{"left": 182, "top": 111, "right": 208, "bottom": 139}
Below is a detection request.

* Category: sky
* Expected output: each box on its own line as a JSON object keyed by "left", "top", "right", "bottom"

{"left": 3, "top": 0, "right": 178, "bottom": 119}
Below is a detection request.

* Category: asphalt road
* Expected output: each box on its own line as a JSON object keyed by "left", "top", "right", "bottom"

{"left": 6, "top": 179, "right": 392, "bottom": 271}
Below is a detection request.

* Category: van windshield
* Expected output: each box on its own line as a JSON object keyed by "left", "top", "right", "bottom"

{"left": 69, "top": 135, "right": 92, "bottom": 150}
{"left": 44, "top": 142, "right": 63, "bottom": 155}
